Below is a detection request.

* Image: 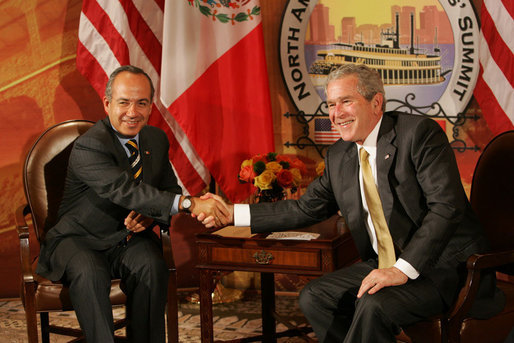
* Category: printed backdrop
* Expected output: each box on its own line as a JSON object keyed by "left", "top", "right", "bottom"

{"left": 0, "top": 0, "right": 507, "bottom": 297}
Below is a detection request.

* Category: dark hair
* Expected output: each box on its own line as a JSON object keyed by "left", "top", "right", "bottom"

{"left": 104, "top": 65, "right": 155, "bottom": 101}
{"left": 325, "top": 64, "right": 386, "bottom": 111}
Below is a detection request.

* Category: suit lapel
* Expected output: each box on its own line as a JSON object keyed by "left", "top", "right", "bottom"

{"left": 138, "top": 128, "right": 153, "bottom": 184}
{"left": 339, "top": 143, "right": 372, "bottom": 258}
{"left": 102, "top": 117, "right": 131, "bottom": 169}
{"left": 376, "top": 114, "right": 397, "bottom": 231}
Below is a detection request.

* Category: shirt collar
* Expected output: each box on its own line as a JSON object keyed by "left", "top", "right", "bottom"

{"left": 117, "top": 133, "right": 139, "bottom": 147}
{"left": 356, "top": 116, "right": 383, "bottom": 159}
{"left": 109, "top": 121, "right": 140, "bottom": 146}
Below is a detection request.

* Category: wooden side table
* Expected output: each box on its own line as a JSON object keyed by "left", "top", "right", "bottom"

{"left": 196, "top": 215, "right": 359, "bottom": 343}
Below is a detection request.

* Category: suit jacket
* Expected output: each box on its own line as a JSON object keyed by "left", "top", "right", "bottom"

{"left": 36, "top": 117, "right": 182, "bottom": 281}
{"left": 250, "top": 112, "right": 492, "bottom": 307}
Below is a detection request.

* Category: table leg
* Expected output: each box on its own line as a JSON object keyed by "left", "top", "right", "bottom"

{"left": 261, "top": 272, "right": 276, "bottom": 343}
{"left": 199, "top": 269, "right": 214, "bottom": 343}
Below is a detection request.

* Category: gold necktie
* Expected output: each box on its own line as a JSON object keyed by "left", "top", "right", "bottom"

{"left": 126, "top": 139, "right": 142, "bottom": 183}
{"left": 359, "top": 148, "right": 396, "bottom": 269}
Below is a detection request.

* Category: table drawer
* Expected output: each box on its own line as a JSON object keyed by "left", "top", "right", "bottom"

{"left": 210, "top": 246, "right": 321, "bottom": 270}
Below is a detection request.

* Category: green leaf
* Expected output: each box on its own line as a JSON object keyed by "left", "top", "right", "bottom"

{"left": 216, "top": 13, "right": 230, "bottom": 23}
{"left": 253, "top": 161, "right": 266, "bottom": 175}
{"left": 234, "top": 12, "right": 248, "bottom": 22}
{"left": 251, "top": 6, "right": 261, "bottom": 16}
{"left": 279, "top": 161, "right": 290, "bottom": 169}
{"left": 199, "top": 5, "right": 211, "bottom": 16}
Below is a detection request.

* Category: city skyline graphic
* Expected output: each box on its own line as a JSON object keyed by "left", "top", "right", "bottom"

{"left": 307, "top": 1, "right": 453, "bottom": 46}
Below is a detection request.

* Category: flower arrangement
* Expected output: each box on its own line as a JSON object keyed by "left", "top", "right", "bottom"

{"left": 238, "top": 152, "right": 306, "bottom": 202}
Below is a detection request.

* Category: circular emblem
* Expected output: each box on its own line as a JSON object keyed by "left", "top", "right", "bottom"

{"left": 187, "top": 0, "right": 260, "bottom": 24}
{"left": 279, "top": 0, "right": 480, "bottom": 117}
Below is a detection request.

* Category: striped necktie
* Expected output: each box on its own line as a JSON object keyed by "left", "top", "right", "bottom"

{"left": 359, "top": 147, "right": 396, "bottom": 269}
{"left": 125, "top": 139, "right": 143, "bottom": 184}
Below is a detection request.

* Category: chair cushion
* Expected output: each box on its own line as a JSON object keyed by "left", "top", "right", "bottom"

{"left": 32, "top": 274, "right": 127, "bottom": 312}
{"left": 459, "top": 280, "right": 514, "bottom": 343}
{"left": 399, "top": 318, "right": 444, "bottom": 343}
{"left": 27, "top": 257, "right": 126, "bottom": 312}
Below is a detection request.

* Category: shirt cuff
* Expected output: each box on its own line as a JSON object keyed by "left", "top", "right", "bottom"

{"left": 170, "top": 194, "right": 181, "bottom": 216}
{"left": 394, "top": 258, "right": 420, "bottom": 279}
{"left": 234, "top": 204, "right": 251, "bottom": 226}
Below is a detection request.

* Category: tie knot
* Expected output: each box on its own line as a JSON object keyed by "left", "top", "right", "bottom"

{"left": 359, "top": 147, "right": 369, "bottom": 163}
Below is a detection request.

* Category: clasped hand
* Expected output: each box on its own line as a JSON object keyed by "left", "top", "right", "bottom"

{"left": 124, "top": 210, "right": 154, "bottom": 233}
{"left": 191, "top": 193, "right": 234, "bottom": 228}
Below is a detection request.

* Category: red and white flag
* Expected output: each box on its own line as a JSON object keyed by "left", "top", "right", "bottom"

{"left": 474, "top": 0, "right": 514, "bottom": 135}
{"left": 160, "top": 0, "right": 274, "bottom": 202}
{"left": 77, "top": 0, "right": 274, "bottom": 202}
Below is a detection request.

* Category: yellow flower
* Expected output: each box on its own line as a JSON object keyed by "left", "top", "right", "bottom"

{"left": 265, "top": 161, "right": 282, "bottom": 174}
{"left": 254, "top": 170, "right": 276, "bottom": 190}
{"left": 290, "top": 168, "right": 302, "bottom": 186}
{"left": 241, "top": 159, "right": 253, "bottom": 168}
{"left": 316, "top": 160, "right": 325, "bottom": 176}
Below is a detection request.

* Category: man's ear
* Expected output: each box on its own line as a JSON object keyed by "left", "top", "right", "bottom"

{"left": 102, "top": 96, "right": 110, "bottom": 114}
{"left": 372, "top": 93, "right": 384, "bottom": 114}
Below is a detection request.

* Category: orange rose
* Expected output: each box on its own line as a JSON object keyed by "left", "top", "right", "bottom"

{"left": 254, "top": 170, "right": 276, "bottom": 190}
{"left": 289, "top": 158, "right": 307, "bottom": 176}
{"left": 239, "top": 165, "right": 255, "bottom": 183}
{"left": 276, "top": 169, "right": 293, "bottom": 188}
{"left": 266, "top": 161, "right": 283, "bottom": 174}
{"left": 290, "top": 168, "right": 302, "bottom": 186}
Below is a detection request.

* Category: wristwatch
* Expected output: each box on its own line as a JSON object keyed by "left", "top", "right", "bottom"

{"left": 181, "top": 196, "right": 193, "bottom": 213}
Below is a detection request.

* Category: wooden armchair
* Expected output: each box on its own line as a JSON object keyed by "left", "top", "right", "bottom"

{"left": 15, "top": 120, "right": 179, "bottom": 343}
{"left": 445, "top": 130, "right": 514, "bottom": 342}
{"left": 399, "top": 130, "right": 514, "bottom": 343}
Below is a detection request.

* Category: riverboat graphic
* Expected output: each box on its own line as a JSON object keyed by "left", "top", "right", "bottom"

{"left": 308, "top": 13, "right": 448, "bottom": 87}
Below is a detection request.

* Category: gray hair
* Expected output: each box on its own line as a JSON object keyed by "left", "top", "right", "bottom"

{"left": 104, "top": 65, "right": 155, "bottom": 101}
{"left": 325, "top": 64, "right": 386, "bottom": 111}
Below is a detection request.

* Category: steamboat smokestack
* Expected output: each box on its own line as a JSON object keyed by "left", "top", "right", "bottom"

{"left": 410, "top": 12, "right": 415, "bottom": 54}
{"left": 395, "top": 12, "right": 399, "bottom": 49}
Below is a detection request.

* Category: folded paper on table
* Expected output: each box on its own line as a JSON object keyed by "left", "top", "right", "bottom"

{"left": 266, "top": 232, "right": 320, "bottom": 240}
{"left": 212, "top": 226, "right": 255, "bottom": 238}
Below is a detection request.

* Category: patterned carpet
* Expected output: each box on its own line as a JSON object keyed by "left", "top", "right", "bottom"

{"left": 0, "top": 292, "right": 314, "bottom": 342}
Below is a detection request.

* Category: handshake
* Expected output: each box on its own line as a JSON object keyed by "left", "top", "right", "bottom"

{"left": 182, "top": 193, "right": 234, "bottom": 228}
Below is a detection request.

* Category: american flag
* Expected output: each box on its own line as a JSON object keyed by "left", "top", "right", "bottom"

{"left": 473, "top": 0, "right": 514, "bottom": 135}
{"left": 314, "top": 118, "right": 340, "bottom": 145}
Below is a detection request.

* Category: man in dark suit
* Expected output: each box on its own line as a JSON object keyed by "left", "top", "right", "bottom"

{"left": 199, "top": 64, "right": 503, "bottom": 342}
{"left": 36, "top": 65, "right": 227, "bottom": 342}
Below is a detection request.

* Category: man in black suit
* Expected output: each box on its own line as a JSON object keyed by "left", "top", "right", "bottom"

{"left": 199, "top": 64, "right": 503, "bottom": 342}
{"left": 36, "top": 65, "right": 227, "bottom": 342}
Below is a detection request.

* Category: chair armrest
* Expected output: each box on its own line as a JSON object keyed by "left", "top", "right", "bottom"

{"left": 16, "top": 204, "right": 35, "bottom": 284}
{"left": 467, "top": 250, "right": 514, "bottom": 270}
{"left": 448, "top": 250, "right": 514, "bottom": 321}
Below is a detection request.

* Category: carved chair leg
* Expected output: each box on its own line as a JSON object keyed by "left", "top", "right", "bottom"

{"left": 23, "top": 284, "right": 39, "bottom": 343}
